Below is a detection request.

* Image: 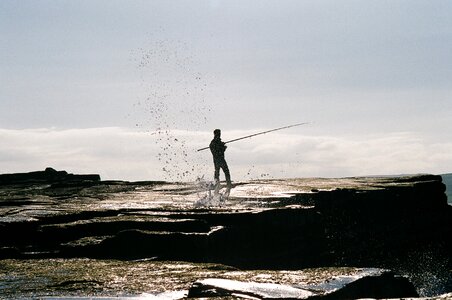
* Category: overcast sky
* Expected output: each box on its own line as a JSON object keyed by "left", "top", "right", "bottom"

{"left": 1, "top": 1, "right": 451, "bottom": 181}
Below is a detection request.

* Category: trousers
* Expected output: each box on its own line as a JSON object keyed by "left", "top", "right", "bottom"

{"left": 214, "top": 159, "right": 231, "bottom": 186}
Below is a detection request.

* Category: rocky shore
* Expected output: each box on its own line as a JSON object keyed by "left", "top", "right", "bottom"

{"left": 0, "top": 169, "right": 451, "bottom": 298}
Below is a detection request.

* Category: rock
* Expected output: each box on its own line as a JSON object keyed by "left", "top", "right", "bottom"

{"left": 188, "top": 269, "right": 418, "bottom": 299}
{"left": 0, "top": 173, "right": 451, "bottom": 296}
{"left": 61, "top": 227, "right": 210, "bottom": 260}
{"left": 311, "top": 176, "right": 451, "bottom": 267}
{"left": 1, "top": 175, "right": 451, "bottom": 270}
{"left": 0, "top": 168, "right": 100, "bottom": 185}
{"left": 188, "top": 278, "right": 314, "bottom": 299}
{"left": 0, "top": 246, "right": 21, "bottom": 259}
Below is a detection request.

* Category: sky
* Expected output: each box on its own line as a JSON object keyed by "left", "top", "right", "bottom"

{"left": 1, "top": 0, "right": 452, "bottom": 181}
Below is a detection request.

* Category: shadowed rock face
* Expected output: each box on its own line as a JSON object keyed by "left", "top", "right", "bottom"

{"left": 0, "top": 170, "right": 451, "bottom": 298}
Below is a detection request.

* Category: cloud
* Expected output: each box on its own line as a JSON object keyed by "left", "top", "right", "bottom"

{"left": 0, "top": 127, "right": 451, "bottom": 182}
{"left": 224, "top": 130, "right": 452, "bottom": 179}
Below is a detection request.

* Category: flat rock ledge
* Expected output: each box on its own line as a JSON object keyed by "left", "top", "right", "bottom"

{"left": 0, "top": 169, "right": 451, "bottom": 298}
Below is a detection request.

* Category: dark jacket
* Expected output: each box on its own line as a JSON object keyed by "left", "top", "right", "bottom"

{"left": 209, "top": 137, "right": 226, "bottom": 161}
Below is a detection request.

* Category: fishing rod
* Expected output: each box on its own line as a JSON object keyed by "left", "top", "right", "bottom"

{"left": 196, "top": 122, "right": 309, "bottom": 152}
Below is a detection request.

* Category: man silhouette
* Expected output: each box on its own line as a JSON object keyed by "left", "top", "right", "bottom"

{"left": 209, "top": 129, "right": 232, "bottom": 190}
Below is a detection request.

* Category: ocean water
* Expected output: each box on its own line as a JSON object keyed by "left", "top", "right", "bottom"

{"left": 441, "top": 174, "right": 452, "bottom": 204}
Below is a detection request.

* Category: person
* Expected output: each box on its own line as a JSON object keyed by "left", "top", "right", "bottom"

{"left": 209, "top": 129, "right": 232, "bottom": 190}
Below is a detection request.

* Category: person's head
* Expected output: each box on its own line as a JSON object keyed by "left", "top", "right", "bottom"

{"left": 213, "top": 129, "right": 221, "bottom": 138}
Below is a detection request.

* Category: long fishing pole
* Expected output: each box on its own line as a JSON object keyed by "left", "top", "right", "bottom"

{"left": 197, "top": 122, "right": 309, "bottom": 152}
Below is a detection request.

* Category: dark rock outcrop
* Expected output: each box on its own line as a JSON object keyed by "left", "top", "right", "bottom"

{"left": 187, "top": 269, "right": 418, "bottom": 299}
{"left": 0, "top": 167, "right": 100, "bottom": 185}
{"left": 312, "top": 175, "right": 451, "bottom": 266}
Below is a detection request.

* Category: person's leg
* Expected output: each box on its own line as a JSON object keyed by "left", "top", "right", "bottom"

{"left": 214, "top": 162, "right": 220, "bottom": 183}
{"left": 221, "top": 161, "right": 232, "bottom": 188}
{"left": 214, "top": 162, "right": 221, "bottom": 194}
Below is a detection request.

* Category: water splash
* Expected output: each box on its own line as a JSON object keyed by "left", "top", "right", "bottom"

{"left": 392, "top": 248, "right": 452, "bottom": 297}
{"left": 131, "top": 37, "right": 212, "bottom": 182}
{"left": 193, "top": 176, "right": 230, "bottom": 207}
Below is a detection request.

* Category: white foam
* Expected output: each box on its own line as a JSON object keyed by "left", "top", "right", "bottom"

{"left": 193, "top": 177, "right": 230, "bottom": 207}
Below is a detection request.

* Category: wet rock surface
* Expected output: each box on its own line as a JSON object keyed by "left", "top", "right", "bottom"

{"left": 188, "top": 269, "right": 418, "bottom": 299}
{"left": 0, "top": 259, "right": 416, "bottom": 299}
{"left": 0, "top": 169, "right": 451, "bottom": 298}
